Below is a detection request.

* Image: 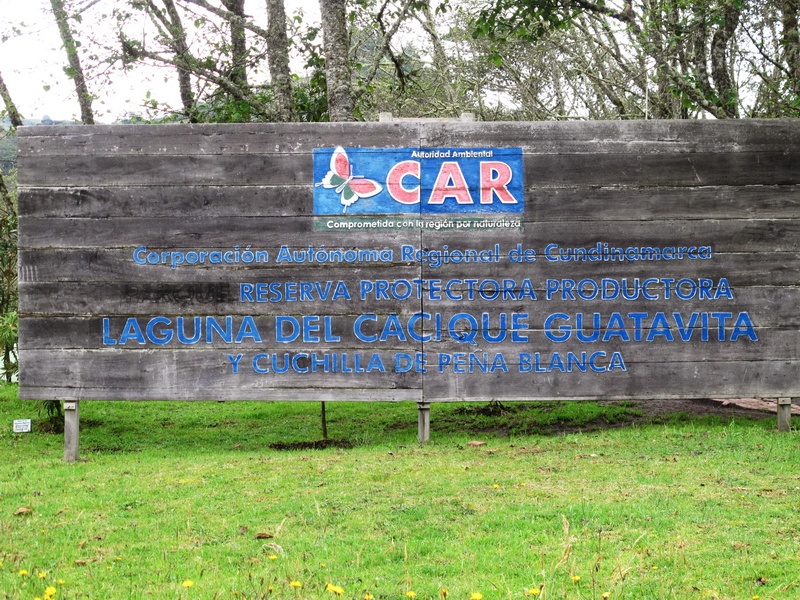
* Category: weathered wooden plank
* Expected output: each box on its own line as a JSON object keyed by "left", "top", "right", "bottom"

{"left": 524, "top": 185, "right": 800, "bottom": 222}
{"left": 18, "top": 154, "right": 315, "bottom": 187}
{"left": 18, "top": 386, "right": 423, "bottom": 402}
{"left": 418, "top": 330, "right": 795, "bottom": 360}
{"left": 18, "top": 282, "right": 424, "bottom": 317}
{"left": 419, "top": 219, "right": 800, "bottom": 255}
{"left": 419, "top": 119, "right": 800, "bottom": 153}
{"left": 17, "top": 122, "right": 423, "bottom": 157}
{"left": 18, "top": 281, "right": 799, "bottom": 324}
{"left": 19, "top": 185, "right": 800, "bottom": 220}
{"left": 18, "top": 353, "right": 798, "bottom": 401}
{"left": 18, "top": 316, "right": 425, "bottom": 351}
{"left": 18, "top": 349, "right": 422, "bottom": 400}
{"left": 17, "top": 247, "right": 798, "bottom": 287}
{"left": 17, "top": 216, "right": 799, "bottom": 253}
{"left": 416, "top": 252, "right": 800, "bottom": 287}
{"left": 18, "top": 216, "right": 423, "bottom": 249}
{"left": 18, "top": 186, "right": 315, "bottom": 218}
{"left": 521, "top": 152, "right": 800, "bottom": 187}
{"left": 421, "top": 360, "right": 800, "bottom": 401}
{"left": 18, "top": 249, "right": 429, "bottom": 283}
{"left": 18, "top": 316, "right": 796, "bottom": 361}
{"left": 15, "top": 121, "right": 800, "bottom": 405}
{"left": 19, "top": 150, "right": 800, "bottom": 188}
{"left": 17, "top": 120, "right": 800, "bottom": 156}
{"left": 412, "top": 282, "right": 799, "bottom": 309}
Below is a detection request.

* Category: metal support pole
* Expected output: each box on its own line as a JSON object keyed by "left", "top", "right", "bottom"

{"left": 417, "top": 402, "right": 431, "bottom": 443}
{"left": 777, "top": 397, "right": 792, "bottom": 432}
{"left": 63, "top": 400, "right": 80, "bottom": 462}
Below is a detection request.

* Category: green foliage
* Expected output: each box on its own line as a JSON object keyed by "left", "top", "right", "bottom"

{"left": 0, "top": 167, "right": 17, "bottom": 383}
{"left": 473, "top": 0, "right": 578, "bottom": 43}
{"left": 0, "top": 310, "right": 17, "bottom": 379}
{"left": 0, "top": 130, "right": 16, "bottom": 162}
{"left": 193, "top": 92, "right": 260, "bottom": 123}
{"left": 290, "top": 22, "right": 329, "bottom": 122}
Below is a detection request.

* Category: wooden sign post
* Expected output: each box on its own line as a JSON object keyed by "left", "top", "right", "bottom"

{"left": 16, "top": 120, "right": 800, "bottom": 460}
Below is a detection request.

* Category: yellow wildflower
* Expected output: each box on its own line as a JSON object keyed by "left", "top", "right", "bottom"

{"left": 440, "top": 588, "right": 448, "bottom": 599}
{"left": 471, "top": 593, "right": 483, "bottom": 600}
{"left": 290, "top": 581, "right": 303, "bottom": 588}
{"left": 406, "top": 592, "right": 417, "bottom": 598}
{"left": 39, "top": 572, "right": 47, "bottom": 578}
{"left": 528, "top": 589, "right": 541, "bottom": 597}
{"left": 19, "top": 569, "right": 28, "bottom": 576}
{"left": 326, "top": 583, "right": 345, "bottom": 595}
{"left": 601, "top": 593, "right": 610, "bottom": 599}
{"left": 182, "top": 580, "right": 194, "bottom": 588}
{"left": 365, "top": 594, "right": 375, "bottom": 600}
{"left": 57, "top": 580, "right": 65, "bottom": 585}
{"left": 45, "top": 587, "right": 57, "bottom": 596}
{"left": 269, "top": 555, "right": 278, "bottom": 560}
{"left": 571, "top": 576, "right": 580, "bottom": 582}
{"left": 492, "top": 484, "right": 500, "bottom": 488}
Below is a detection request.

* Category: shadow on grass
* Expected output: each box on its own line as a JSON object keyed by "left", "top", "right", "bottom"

{"left": 2, "top": 383, "right": 777, "bottom": 456}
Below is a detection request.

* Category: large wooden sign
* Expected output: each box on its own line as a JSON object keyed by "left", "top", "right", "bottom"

{"left": 16, "top": 121, "right": 800, "bottom": 404}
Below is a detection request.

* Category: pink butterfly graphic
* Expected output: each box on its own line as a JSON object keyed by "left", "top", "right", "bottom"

{"left": 316, "top": 146, "right": 383, "bottom": 213}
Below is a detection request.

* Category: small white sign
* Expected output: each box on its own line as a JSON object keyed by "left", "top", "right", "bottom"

{"left": 13, "top": 419, "right": 32, "bottom": 433}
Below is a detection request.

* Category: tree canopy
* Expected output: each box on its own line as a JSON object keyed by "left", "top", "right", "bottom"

{"left": 1, "top": 0, "right": 799, "bottom": 123}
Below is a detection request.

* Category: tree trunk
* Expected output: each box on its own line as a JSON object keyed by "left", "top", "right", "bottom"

{"left": 265, "top": 0, "right": 295, "bottom": 121}
{"left": 709, "top": 0, "right": 741, "bottom": 118}
{"left": 319, "top": 0, "right": 354, "bottom": 121}
{"left": 783, "top": 0, "right": 800, "bottom": 99}
{"left": 49, "top": 0, "right": 94, "bottom": 124}
{"left": 221, "top": 0, "right": 249, "bottom": 89}
{"left": 417, "top": 1, "right": 456, "bottom": 111}
{"left": 158, "top": 0, "right": 198, "bottom": 122}
{"left": 0, "top": 71, "right": 23, "bottom": 128}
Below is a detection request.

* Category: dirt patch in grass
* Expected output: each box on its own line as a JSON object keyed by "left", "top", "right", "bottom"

{"left": 629, "top": 397, "right": 791, "bottom": 420}
{"left": 268, "top": 438, "right": 354, "bottom": 451}
{"left": 446, "top": 397, "right": 786, "bottom": 437}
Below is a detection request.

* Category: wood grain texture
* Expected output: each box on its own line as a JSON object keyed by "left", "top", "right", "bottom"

{"left": 17, "top": 248, "right": 800, "bottom": 287}
{"left": 17, "top": 217, "right": 798, "bottom": 252}
{"left": 17, "top": 120, "right": 800, "bottom": 155}
{"left": 19, "top": 151, "right": 800, "bottom": 188}
{"left": 421, "top": 360, "right": 800, "bottom": 401}
{"left": 18, "top": 349, "right": 423, "bottom": 402}
{"left": 19, "top": 185, "right": 800, "bottom": 220}
{"left": 16, "top": 120, "right": 800, "bottom": 403}
{"left": 18, "top": 316, "right": 795, "bottom": 360}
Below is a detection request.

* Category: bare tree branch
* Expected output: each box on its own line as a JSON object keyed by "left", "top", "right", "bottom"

{"left": 352, "top": 0, "right": 416, "bottom": 101}
{"left": 0, "top": 71, "right": 23, "bottom": 128}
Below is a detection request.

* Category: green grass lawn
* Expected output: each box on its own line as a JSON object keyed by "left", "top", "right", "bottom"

{"left": 1, "top": 384, "right": 798, "bottom": 600}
